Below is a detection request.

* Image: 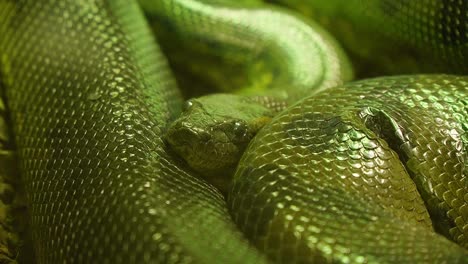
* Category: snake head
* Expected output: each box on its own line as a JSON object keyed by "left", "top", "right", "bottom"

{"left": 165, "top": 94, "right": 272, "bottom": 184}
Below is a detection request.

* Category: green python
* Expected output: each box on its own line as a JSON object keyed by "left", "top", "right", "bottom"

{"left": 0, "top": 0, "right": 466, "bottom": 263}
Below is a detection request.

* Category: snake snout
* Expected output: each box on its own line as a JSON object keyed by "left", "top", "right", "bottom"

{"left": 166, "top": 122, "right": 204, "bottom": 150}
{"left": 165, "top": 120, "right": 214, "bottom": 168}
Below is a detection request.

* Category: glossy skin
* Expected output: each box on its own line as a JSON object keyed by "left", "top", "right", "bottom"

{"left": 140, "top": 0, "right": 353, "bottom": 98}
{"left": 268, "top": 0, "right": 468, "bottom": 77}
{"left": 230, "top": 75, "right": 468, "bottom": 262}
{"left": 147, "top": 0, "right": 353, "bottom": 189}
{"left": 0, "top": 1, "right": 266, "bottom": 263}
{"left": 155, "top": 0, "right": 468, "bottom": 262}
{"left": 0, "top": 0, "right": 467, "bottom": 264}
{"left": 166, "top": 95, "right": 273, "bottom": 184}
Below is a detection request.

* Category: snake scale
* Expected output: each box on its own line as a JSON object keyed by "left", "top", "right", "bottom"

{"left": 0, "top": 0, "right": 466, "bottom": 263}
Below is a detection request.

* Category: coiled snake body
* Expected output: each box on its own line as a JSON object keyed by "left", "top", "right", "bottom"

{"left": 0, "top": 0, "right": 466, "bottom": 263}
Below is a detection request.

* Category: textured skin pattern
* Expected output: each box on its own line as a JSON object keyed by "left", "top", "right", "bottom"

{"left": 0, "top": 0, "right": 467, "bottom": 263}
{"left": 165, "top": 94, "right": 275, "bottom": 186}
{"left": 139, "top": 0, "right": 353, "bottom": 99}
{"left": 229, "top": 75, "right": 468, "bottom": 262}
{"left": 142, "top": 0, "right": 353, "bottom": 189}
{"left": 269, "top": 0, "right": 468, "bottom": 77}
{"left": 0, "top": 0, "right": 265, "bottom": 263}
{"left": 0, "top": 83, "right": 27, "bottom": 263}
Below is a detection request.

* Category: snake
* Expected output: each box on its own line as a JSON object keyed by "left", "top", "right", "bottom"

{"left": 0, "top": 0, "right": 466, "bottom": 263}
{"left": 268, "top": 0, "right": 468, "bottom": 77}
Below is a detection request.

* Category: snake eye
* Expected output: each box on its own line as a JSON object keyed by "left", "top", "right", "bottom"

{"left": 183, "top": 100, "right": 194, "bottom": 111}
{"left": 233, "top": 121, "right": 248, "bottom": 138}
